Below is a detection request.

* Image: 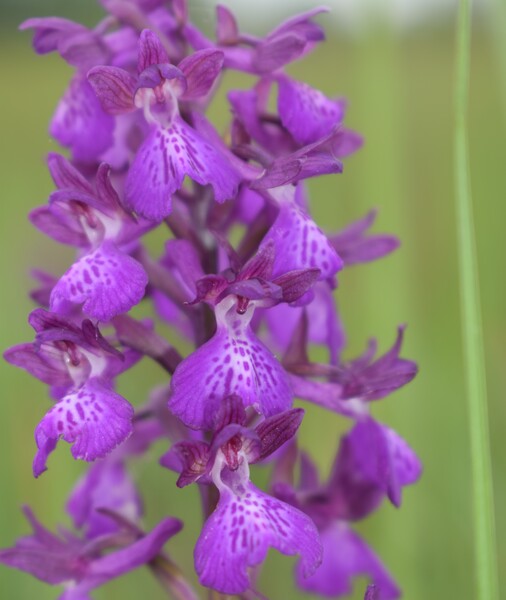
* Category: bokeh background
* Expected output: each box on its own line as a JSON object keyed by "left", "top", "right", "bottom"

{"left": 1, "top": 0, "right": 505, "bottom": 598}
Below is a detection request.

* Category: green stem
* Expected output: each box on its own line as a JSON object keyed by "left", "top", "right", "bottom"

{"left": 454, "top": 1, "right": 499, "bottom": 598}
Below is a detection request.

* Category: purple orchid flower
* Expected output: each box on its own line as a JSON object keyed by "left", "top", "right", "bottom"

{"left": 276, "top": 73, "right": 348, "bottom": 145}
{"left": 288, "top": 325, "right": 418, "bottom": 418}
{"left": 257, "top": 184, "right": 344, "bottom": 282}
{"left": 185, "top": 6, "right": 328, "bottom": 74}
{"left": 164, "top": 395, "right": 322, "bottom": 594}
{"left": 273, "top": 421, "right": 421, "bottom": 598}
{"left": 4, "top": 309, "right": 137, "bottom": 476}
{"left": 330, "top": 209, "right": 400, "bottom": 267}
{"left": 151, "top": 238, "right": 205, "bottom": 340}
{"left": 168, "top": 244, "right": 320, "bottom": 429}
{"left": 30, "top": 153, "right": 149, "bottom": 321}
{"left": 88, "top": 29, "right": 240, "bottom": 220}
{"left": 20, "top": 18, "right": 115, "bottom": 163}
{"left": 0, "top": 506, "right": 182, "bottom": 600}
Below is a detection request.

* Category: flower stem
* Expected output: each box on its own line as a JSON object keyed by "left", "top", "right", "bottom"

{"left": 454, "top": 1, "right": 499, "bottom": 598}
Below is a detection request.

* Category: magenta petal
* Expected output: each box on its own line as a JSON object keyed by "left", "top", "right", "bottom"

{"left": 330, "top": 210, "right": 400, "bottom": 266}
{"left": 178, "top": 49, "right": 224, "bottom": 100}
{"left": 254, "top": 408, "right": 304, "bottom": 462}
{"left": 195, "top": 484, "right": 322, "bottom": 594}
{"left": 47, "top": 152, "right": 93, "bottom": 193}
{"left": 50, "top": 241, "right": 147, "bottom": 321}
{"left": 260, "top": 190, "right": 342, "bottom": 279}
{"left": 383, "top": 425, "right": 423, "bottom": 488}
{"left": 137, "top": 29, "right": 170, "bottom": 72}
{"left": 216, "top": 5, "right": 239, "bottom": 44}
{"left": 20, "top": 17, "right": 87, "bottom": 55}
{"left": 29, "top": 205, "right": 88, "bottom": 247}
{"left": 33, "top": 379, "right": 133, "bottom": 476}
{"left": 67, "top": 460, "right": 142, "bottom": 539}
{"left": 169, "top": 297, "right": 293, "bottom": 429}
{"left": 0, "top": 507, "right": 79, "bottom": 584}
{"left": 254, "top": 32, "right": 306, "bottom": 73}
{"left": 4, "top": 343, "right": 71, "bottom": 389}
{"left": 333, "top": 419, "right": 422, "bottom": 510}
{"left": 296, "top": 523, "right": 400, "bottom": 599}
{"left": 87, "top": 66, "right": 137, "bottom": 115}
{"left": 79, "top": 517, "right": 182, "bottom": 594}
{"left": 278, "top": 75, "right": 346, "bottom": 145}
{"left": 50, "top": 75, "right": 114, "bottom": 163}
{"left": 125, "top": 117, "right": 239, "bottom": 220}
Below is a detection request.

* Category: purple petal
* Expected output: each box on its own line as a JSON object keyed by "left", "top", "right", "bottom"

{"left": 30, "top": 269, "right": 58, "bottom": 308}
{"left": 57, "top": 29, "right": 108, "bottom": 71}
{"left": 163, "top": 440, "right": 211, "bottom": 487}
{"left": 288, "top": 374, "right": 364, "bottom": 419}
{"left": 87, "top": 66, "right": 137, "bottom": 115}
{"left": 254, "top": 408, "right": 304, "bottom": 462}
{"left": 50, "top": 241, "right": 147, "bottom": 322}
{"left": 33, "top": 379, "right": 134, "bottom": 477}
{"left": 20, "top": 17, "right": 87, "bottom": 55}
{"left": 79, "top": 517, "right": 182, "bottom": 594}
{"left": 125, "top": 117, "right": 240, "bottom": 220}
{"left": 330, "top": 419, "right": 422, "bottom": 512}
{"left": 162, "top": 239, "right": 204, "bottom": 294}
{"left": 278, "top": 74, "right": 346, "bottom": 145}
{"left": 260, "top": 188, "right": 342, "bottom": 279}
{"left": 67, "top": 460, "right": 142, "bottom": 539}
{"left": 267, "top": 281, "right": 346, "bottom": 365}
{"left": 137, "top": 29, "right": 170, "bottom": 72}
{"left": 169, "top": 296, "right": 293, "bottom": 429}
{"left": 50, "top": 75, "right": 115, "bottom": 163}
{"left": 47, "top": 152, "right": 93, "bottom": 193}
{"left": 214, "top": 394, "right": 248, "bottom": 430}
{"left": 0, "top": 507, "right": 81, "bottom": 584}
{"left": 273, "top": 268, "right": 320, "bottom": 303}
{"left": 216, "top": 5, "right": 239, "bottom": 44}
{"left": 384, "top": 425, "right": 423, "bottom": 489}
{"left": 269, "top": 7, "right": 328, "bottom": 42}
{"left": 195, "top": 484, "right": 322, "bottom": 594}
{"left": 299, "top": 451, "right": 320, "bottom": 491}
{"left": 254, "top": 32, "right": 306, "bottom": 73}
{"left": 29, "top": 205, "right": 88, "bottom": 247}
{"left": 178, "top": 49, "right": 224, "bottom": 100}
{"left": 228, "top": 87, "right": 294, "bottom": 155}
{"left": 240, "top": 242, "right": 275, "bottom": 281}
{"left": 4, "top": 343, "right": 71, "bottom": 389}
{"left": 330, "top": 210, "right": 400, "bottom": 266}
{"left": 296, "top": 522, "right": 400, "bottom": 599}
{"left": 340, "top": 326, "right": 418, "bottom": 401}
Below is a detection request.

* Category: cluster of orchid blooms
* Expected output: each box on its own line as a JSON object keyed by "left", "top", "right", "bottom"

{"left": 1, "top": 1, "right": 422, "bottom": 598}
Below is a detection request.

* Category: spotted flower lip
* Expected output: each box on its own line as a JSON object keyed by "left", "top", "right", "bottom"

{"left": 168, "top": 294, "right": 294, "bottom": 429}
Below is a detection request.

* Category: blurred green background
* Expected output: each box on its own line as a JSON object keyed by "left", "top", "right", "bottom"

{"left": 1, "top": 1, "right": 505, "bottom": 599}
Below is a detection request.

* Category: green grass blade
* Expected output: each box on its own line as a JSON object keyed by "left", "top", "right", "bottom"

{"left": 454, "top": 1, "right": 499, "bottom": 598}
